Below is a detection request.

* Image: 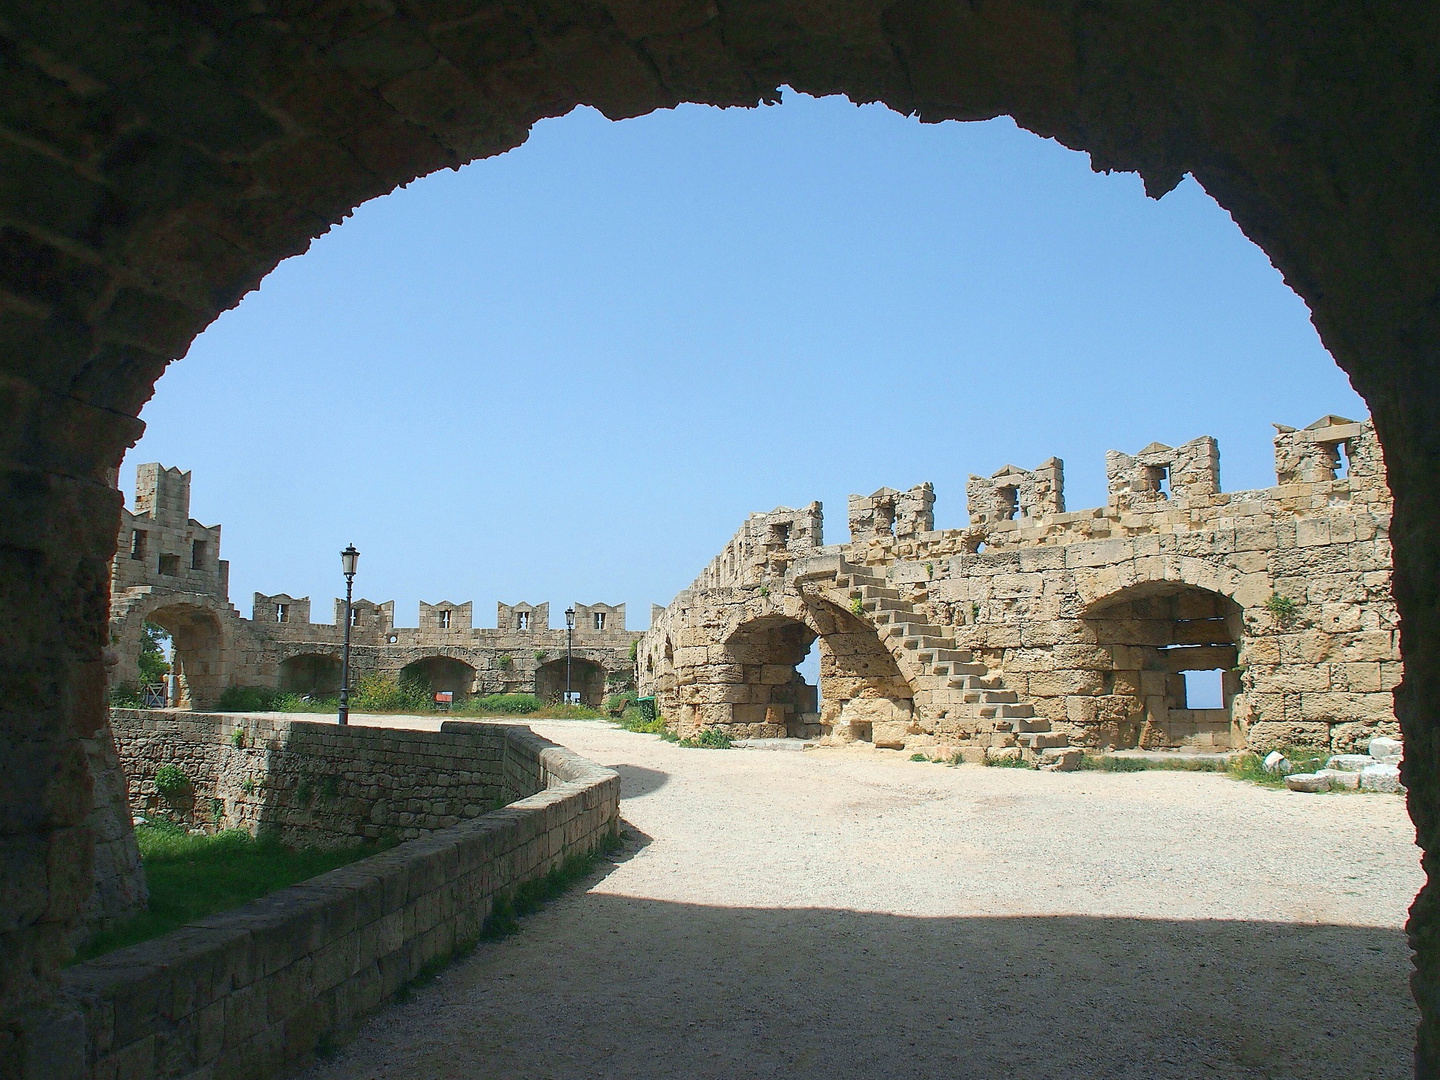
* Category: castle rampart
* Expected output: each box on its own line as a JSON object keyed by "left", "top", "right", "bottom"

{"left": 639, "top": 415, "right": 1398, "bottom": 757}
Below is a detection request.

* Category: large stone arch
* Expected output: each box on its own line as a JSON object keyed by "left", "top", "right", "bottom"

{"left": 6, "top": 3, "right": 1440, "bottom": 1068}
{"left": 109, "top": 591, "right": 237, "bottom": 709}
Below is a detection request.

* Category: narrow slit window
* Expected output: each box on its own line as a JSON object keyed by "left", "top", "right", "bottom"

{"left": 517, "top": 611, "right": 530, "bottom": 631}
{"left": 593, "top": 611, "right": 606, "bottom": 631}
{"left": 275, "top": 603, "right": 289, "bottom": 623}
{"left": 191, "top": 539, "right": 207, "bottom": 569}
{"left": 438, "top": 609, "right": 451, "bottom": 629}
{"left": 130, "top": 531, "right": 147, "bottom": 560}
{"left": 350, "top": 608, "right": 361, "bottom": 627}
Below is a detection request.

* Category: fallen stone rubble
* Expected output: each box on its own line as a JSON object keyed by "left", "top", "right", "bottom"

{"left": 1279, "top": 736, "right": 1403, "bottom": 793}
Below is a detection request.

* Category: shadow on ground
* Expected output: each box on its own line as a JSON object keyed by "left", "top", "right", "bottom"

{"left": 612, "top": 763, "right": 669, "bottom": 799}
{"left": 310, "top": 886, "right": 1415, "bottom": 1080}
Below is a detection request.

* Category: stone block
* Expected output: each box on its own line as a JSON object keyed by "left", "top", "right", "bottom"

{"left": 1037, "top": 747, "right": 1082, "bottom": 771}
{"left": 1360, "top": 763, "right": 1403, "bottom": 793}
{"left": 1323, "top": 754, "right": 1373, "bottom": 772}
{"left": 1284, "top": 772, "right": 1331, "bottom": 793}
{"left": 1316, "top": 768, "right": 1360, "bottom": 790}
{"left": 1369, "top": 736, "right": 1403, "bottom": 762}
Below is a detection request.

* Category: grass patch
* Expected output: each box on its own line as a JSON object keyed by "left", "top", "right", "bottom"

{"left": 985, "top": 753, "right": 1032, "bottom": 768}
{"left": 1226, "top": 746, "right": 1333, "bottom": 788}
{"left": 72, "top": 823, "right": 390, "bottom": 964}
{"left": 1078, "top": 754, "right": 1227, "bottom": 773}
{"left": 613, "top": 706, "right": 669, "bottom": 735}
{"left": 678, "top": 727, "right": 733, "bottom": 750}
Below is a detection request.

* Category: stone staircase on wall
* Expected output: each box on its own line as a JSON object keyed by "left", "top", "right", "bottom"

{"left": 832, "top": 564, "right": 1073, "bottom": 764}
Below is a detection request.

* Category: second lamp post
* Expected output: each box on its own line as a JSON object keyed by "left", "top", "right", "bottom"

{"left": 338, "top": 544, "right": 359, "bottom": 726}
{"left": 564, "top": 606, "right": 575, "bottom": 705}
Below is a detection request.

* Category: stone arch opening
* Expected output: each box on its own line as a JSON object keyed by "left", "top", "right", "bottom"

{"left": 1081, "top": 583, "right": 1244, "bottom": 751}
{"left": 535, "top": 657, "right": 605, "bottom": 707}
{"left": 399, "top": 656, "right": 477, "bottom": 702}
{"left": 278, "top": 653, "right": 342, "bottom": 698}
{"left": 720, "top": 615, "right": 821, "bottom": 739}
{"left": 143, "top": 603, "right": 226, "bottom": 710}
{"left": 805, "top": 599, "right": 917, "bottom": 748}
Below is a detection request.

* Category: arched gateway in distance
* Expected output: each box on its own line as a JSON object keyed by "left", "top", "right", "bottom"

{"left": 640, "top": 416, "right": 1399, "bottom": 760}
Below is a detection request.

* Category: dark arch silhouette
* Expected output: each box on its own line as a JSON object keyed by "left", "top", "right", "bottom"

{"left": 4, "top": 5, "right": 1439, "bottom": 1067}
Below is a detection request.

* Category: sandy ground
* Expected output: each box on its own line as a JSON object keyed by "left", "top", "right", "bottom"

{"left": 299, "top": 716, "right": 1423, "bottom": 1080}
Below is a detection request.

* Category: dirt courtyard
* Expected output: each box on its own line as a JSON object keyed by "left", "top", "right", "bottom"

{"left": 300, "top": 718, "right": 1422, "bottom": 1080}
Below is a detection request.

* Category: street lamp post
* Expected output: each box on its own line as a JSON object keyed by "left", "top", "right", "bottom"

{"left": 338, "top": 544, "right": 359, "bottom": 726}
{"left": 565, "top": 607, "right": 575, "bottom": 706}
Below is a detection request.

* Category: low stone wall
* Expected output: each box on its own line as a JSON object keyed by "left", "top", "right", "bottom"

{"left": 35, "top": 721, "right": 618, "bottom": 1080}
{"left": 111, "top": 710, "right": 516, "bottom": 847}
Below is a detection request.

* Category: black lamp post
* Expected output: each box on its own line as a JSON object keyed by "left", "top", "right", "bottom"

{"left": 565, "top": 607, "right": 575, "bottom": 705}
{"left": 338, "top": 544, "right": 359, "bottom": 726}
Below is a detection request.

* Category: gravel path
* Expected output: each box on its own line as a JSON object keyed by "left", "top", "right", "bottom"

{"left": 300, "top": 717, "right": 1422, "bottom": 1079}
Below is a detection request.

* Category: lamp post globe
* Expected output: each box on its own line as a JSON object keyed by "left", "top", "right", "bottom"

{"left": 338, "top": 545, "right": 359, "bottom": 726}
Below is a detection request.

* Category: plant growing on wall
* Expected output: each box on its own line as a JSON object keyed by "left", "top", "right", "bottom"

{"left": 497, "top": 654, "right": 513, "bottom": 670}
{"left": 1265, "top": 592, "right": 1300, "bottom": 627}
{"left": 924, "top": 563, "right": 935, "bottom": 579}
{"left": 850, "top": 596, "right": 865, "bottom": 617}
{"left": 534, "top": 650, "right": 547, "bottom": 662}
{"left": 154, "top": 763, "right": 190, "bottom": 800}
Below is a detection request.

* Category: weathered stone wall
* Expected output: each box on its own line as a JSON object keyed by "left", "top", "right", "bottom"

{"left": 111, "top": 710, "right": 512, "bottom": 847}
{"left": 641, "top": 416, "right": 1400, "bottom": 759}
{"left": 41, "top": 725, "right": 618, "bottom": 1080}
{"left": 107, "top": 463, "right": 643, "bottom": 708}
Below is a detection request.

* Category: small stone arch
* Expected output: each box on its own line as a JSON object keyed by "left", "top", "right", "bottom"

{"left": 399, "top": 656, "right": 478, "bottom": 701}
{"left": 278, "top": 653, "right": 342, "bottom": 697}
{"left": 535, "top": 656, "right": 606, "bottom": 707}
{"left": 1079, "top": 581, "right": 1247, "bottom": 750}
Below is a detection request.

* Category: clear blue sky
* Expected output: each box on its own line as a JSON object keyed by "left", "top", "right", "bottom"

{"left": 121, "top": 92, "right": 1365, "bottom": 631}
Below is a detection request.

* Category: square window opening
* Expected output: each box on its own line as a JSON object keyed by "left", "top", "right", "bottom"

{"left": 997, "top": 486, "right": 1019, "bottom": 520}
{"left": 594, "top": 612, "right": 606, "bottom": 631}
{"left": 1182, "top": 669, "right": 1225, "bottom": 710}
{"left": 438, "top": 610, "right": 451, "bottom": 629}
{"left": 191, "top": 539, "right": 207, "bottom": 569}
{"left": 275, "top": 603, "right": 289, "bottom": 623}
{"left": 157, "top": 554, "right": 179, "bottom": 576}
{"left": 517, "top": 612, "right": 530, "bottom": 631}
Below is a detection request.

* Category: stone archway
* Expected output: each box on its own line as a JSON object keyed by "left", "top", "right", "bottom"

{"left": 400, "top": 656, "right": 478, "bottom": 701}
{"left": 535, "top": 657, "right": 605, "bottom": 706}
{"left": 804, "top": 598, "right": 918, "bottom": 748}
{"left": 6, "top": 5, "right": 1440, "bottom": 1067}
{"left": 279, "top": 653, "right": 343, "bottom": 698}
{"left": 111, "top": 596, "right": 231, "bottom": 710}
{"left": 1081, "top": 583, "right": 1245, "bottom": 751}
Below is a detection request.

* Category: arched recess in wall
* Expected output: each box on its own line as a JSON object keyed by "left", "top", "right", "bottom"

{"left": 721, "top": 615, "right": 821, "bottom": 739}
{"left": 1080, "top": 582, "right": 1245, "bottom": 751}
{"left": 278, "top": 653, "right": 343, "bottom": 697}
{"left": 801, "top": 598, "right": 919, "bottom": 749}
{"left": 535, "top": 657, "right": 605, "bottom": 707}
{"left": 399, "top": 656, "right": 477, "bottom": 700}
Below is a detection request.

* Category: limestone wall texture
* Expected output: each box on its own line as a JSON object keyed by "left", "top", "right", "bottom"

{"left": 36, "top": 724, "right": 618, "bottom": 1080}
{"left": 110, "top": 710, "right": 516, "bottom": 847}
{"left": 640, "top": 416, "right": 1398, "bottom": 759}
{"left": 107, "top": 463, "right": 643, "bottom": 709}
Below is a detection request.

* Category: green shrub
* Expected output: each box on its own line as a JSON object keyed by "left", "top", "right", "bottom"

{"left": 153, "top": 763, "right": 190, "bottom": 799}
{"left": 680, "top": 726, "right": 732, "bottom": 750}
{"left": 350, "top": 673, "right": 429, "bottom": 712}
{"left": 910, "top": 752, "right": 929, "bottom": 762}
{"left": 109, "top": 683, "right": 146, "bottom": 707}
{"left": 215, "top": 686, "right": 279, "bottom": 712}
{"left": 613, "top": 707, "right": 669, "bottom": 735}
{"left": 137, "top": 621, "right": 171, "bottom": 685}
{"left": 533, "top": 703, "right": 604, "bottom": 720}
{"left": 466, "top": 693, "right": 542, "bottom": 715}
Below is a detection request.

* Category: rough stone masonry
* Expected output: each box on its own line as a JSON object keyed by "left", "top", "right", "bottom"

{"left": 640, "top": 416, "right": 1398, "bottom": 761}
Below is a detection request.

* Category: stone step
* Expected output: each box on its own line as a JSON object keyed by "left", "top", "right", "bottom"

{"left": 943, "top": 666, "right": 993, "bottom": 683}
{"left": 1016, "top": 731, "right": 1069, "bottom": 750}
